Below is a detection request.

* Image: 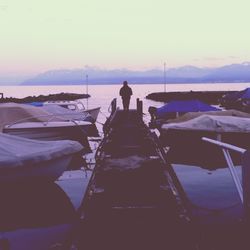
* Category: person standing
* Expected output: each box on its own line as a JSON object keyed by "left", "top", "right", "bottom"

{"left": 119, "top": 81, "right": 133, "bottom": 110}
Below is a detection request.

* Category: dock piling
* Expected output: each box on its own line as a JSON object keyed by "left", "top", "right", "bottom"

{"left": 109, "top": 98, "right": 117, "bottom": 114}
{"left": 136, "top": 98, "right": 143, "bottom": 117}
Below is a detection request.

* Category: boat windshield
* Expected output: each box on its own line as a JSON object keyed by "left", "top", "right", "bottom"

{"left": 76, "top": 102, "right": 85, "bottom": 110}
{"left": 57, "top": 102, "right": 85, "bottom": 111}
{"left": 59, "top": 104, "right": 76, "bottom": 110}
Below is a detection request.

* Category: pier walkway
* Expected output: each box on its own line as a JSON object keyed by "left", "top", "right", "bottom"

{"left": 79, "top": 103, "right": 196, "bottom": 250}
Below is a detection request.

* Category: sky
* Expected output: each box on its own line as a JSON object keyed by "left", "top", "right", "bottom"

{"left": 0, "top": 0, "right": 250, "bottom": 83}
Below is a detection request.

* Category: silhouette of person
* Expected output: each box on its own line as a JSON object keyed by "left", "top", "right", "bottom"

{"left": 119, "top": 81, "right": 133, "bottom": 110}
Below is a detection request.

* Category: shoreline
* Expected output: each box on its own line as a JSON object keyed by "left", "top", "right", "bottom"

{"left": 0, "top": 92, "right": 90, "bottom": 104}
{"left": 146, "top": 90, "right": 236, "bottom": 104}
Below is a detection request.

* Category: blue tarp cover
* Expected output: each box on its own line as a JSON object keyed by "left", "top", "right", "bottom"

{"left": 223, "top": 88, "right": 250, "bottom": 101}
{"left": 240, "top": 88, "right": 250, "bottom": 99}
{"left": 157, "top": 99, "right": 220, "bottom": 118}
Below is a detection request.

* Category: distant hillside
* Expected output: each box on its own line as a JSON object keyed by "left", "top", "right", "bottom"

{"left": 21, "top": 63, "right": 250, "bottom": 85}
{"left": 201, "top": 62, "right": 250, "bottom": 82}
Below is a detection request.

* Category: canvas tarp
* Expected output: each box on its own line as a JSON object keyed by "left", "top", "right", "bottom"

{"left": 156, "top": 99, "right": 220, "bottom": 119}
{"left": 0, "top": 133, "right": 83, "bottom": 168}
{"left": 222, "top": 88, "right": 250, "bottom": 102}
{"left": 164, "top": 109, "right": 250, "bottom": 124}
{"left": 161, "top": 114, "right": 250, "bottom": 133}
{"left": 0, "top": 103, "right": 64, "bottom": 131}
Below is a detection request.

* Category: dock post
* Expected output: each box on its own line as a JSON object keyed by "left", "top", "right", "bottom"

{"left": 242, "top": 150, "right": 250, "bottom": 222}
{"left": 111, "top": 98, "right": 117, "bottom": 114}
{"left": 136, "top": 98, "right": 143, "bottom": 118}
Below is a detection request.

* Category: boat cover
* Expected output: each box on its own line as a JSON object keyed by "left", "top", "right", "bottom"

{"left": 0, "top": 103, "right": 64, "bottom": 131}
{"left": 164, "top": 109, "right": 250, "bottom": 124}
{"left": 222, "top": 88, "right": 250, "bottom": 102}
{"left": 161, "top": 114, "right": 250, "bottom": 133}
{"left": 240, "top": 88, "right": 250, "bottom": 99}
{"left": 156, "top": 100, "right": 220, "bottom": 118}
{"left": 0, "top": 133, "right": 83, "bottom": 168}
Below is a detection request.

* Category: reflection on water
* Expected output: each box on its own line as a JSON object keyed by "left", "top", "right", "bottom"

{"left": 0, "top": 182, "right": 77, "bottom": 250}
{"left": 0, "top": 171, "right": 92, "bottom": 250}
{"left": 173, "top": 164, "right": 243, "bottom": 224}
{"left": 0, "top": 182, "right": 76, "bottom": 231}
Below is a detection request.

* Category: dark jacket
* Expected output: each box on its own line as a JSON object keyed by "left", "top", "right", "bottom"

{"left": 119, "top": 85, "right": 133, "bottom": 99}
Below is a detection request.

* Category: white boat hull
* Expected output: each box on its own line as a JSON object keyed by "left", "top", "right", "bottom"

{"left": 84, "top": 107, "right": 101, "bottom": 122}
{"left": 3, "top": 121, "right": 99, "bottom": 151}
{"left": 43, "top": 100, "right": 101, "bottom": 122}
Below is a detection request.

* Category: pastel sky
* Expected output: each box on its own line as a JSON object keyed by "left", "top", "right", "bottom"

{"left": 0, "top": 0, "right": 250, "bottom": 81}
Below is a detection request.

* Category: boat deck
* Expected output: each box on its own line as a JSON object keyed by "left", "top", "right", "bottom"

{"left": 79, "top": 109, "right": 196, "bottom": 250}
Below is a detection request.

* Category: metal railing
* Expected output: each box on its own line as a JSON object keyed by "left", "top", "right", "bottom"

{"left": 108, "top": 98, "right": 117, "bottom": 114}
{"left": 5, "top": 112, "right": 89, "bottom": 127}
{"left": 202, "top": 137, "right": 245, "bottom": 203}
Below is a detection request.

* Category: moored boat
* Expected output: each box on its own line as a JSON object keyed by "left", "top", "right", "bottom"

{"left": 0, "top": 102, "right": 99, "bottom": 151}
{"left": 43, "top": 100, "right": 101, "bottom": 122}
{"left": 0, "top": 133, "right": 84, "bottom": 183}
{"left": 160, "top": 114, "right": 250, "bottom": 168}
{"left": 220, "top": 87, "right": 250, "bottom": 112}
{"left": 3, "top": 120, "right": 98, "bottom": 151}
{"left": 149, "top": 99, "right": 220, "bottom": 128}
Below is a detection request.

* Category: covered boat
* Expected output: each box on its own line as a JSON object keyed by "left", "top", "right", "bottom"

{"left": 0, "top": 133, "right": 84, "bottom": 183}
{"left": 3, "top": 120, "right": 98, "bottom": 151}
{"left": 0, "top": 102, "right": 59, "bottom": 131}
{"left": 0, "top": 103, "right": 99, "bottom": 151}
{"left": 160, "top": 115, "right": 250, "bottom": 168}
{"left": 149, "top": 99, "right": 220, "bottom": 128}
{"left": 43, "top": 100, "right": 101, "bottom": 122}
{"left": 164, "top": 109, "right": 250, "bottom": 124}
{"left": 156, "top": 99, "right": 220, "bottom": 119}
{"left": 220, "top": 87, "right": 250, "bottom": 111}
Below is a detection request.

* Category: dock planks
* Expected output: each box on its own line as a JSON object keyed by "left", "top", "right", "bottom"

{"left": 79, "top": 109, "right": 196, "bottom": 250}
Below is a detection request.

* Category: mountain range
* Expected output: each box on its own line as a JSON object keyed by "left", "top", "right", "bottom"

{"left": 21, "top": 62, "right": 250, "bottom": 85}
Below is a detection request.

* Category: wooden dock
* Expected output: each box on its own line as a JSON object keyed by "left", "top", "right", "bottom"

{"left": 79, "top": 102, "right": 196, "bottom": 249}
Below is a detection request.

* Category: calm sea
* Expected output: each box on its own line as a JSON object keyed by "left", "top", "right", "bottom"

{"left": 1, "top": 82, "right": 246, "bottom": 220}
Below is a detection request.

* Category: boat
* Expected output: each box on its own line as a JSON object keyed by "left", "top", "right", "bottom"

{"left": 0, "top": 102, "right": 58, "bottom": 131}
{"left": 160, "top": 114, "right": 250, "bottom": 168}
{"left": 163, "top": 109, "right": 250, "bottom": 124}
{"left": 149, "top": 99, "right": 220, "bottom": 128}
{"left": 41, "top": 103, "right": 93, "bottom": 122}
{"left": 3, "top": 120, "right": 97, "bottom": 152}
{"left": 220, "top": 87, "right": 250, "bottom": 112}
{"left": 0, "top": 133, "right": 84, "bottom": 183}
{"left": 43, "top": 100, "right": 101, "bottom": 122}
{"left": 0, "top": 103, "right": 99, "bottom": 151}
